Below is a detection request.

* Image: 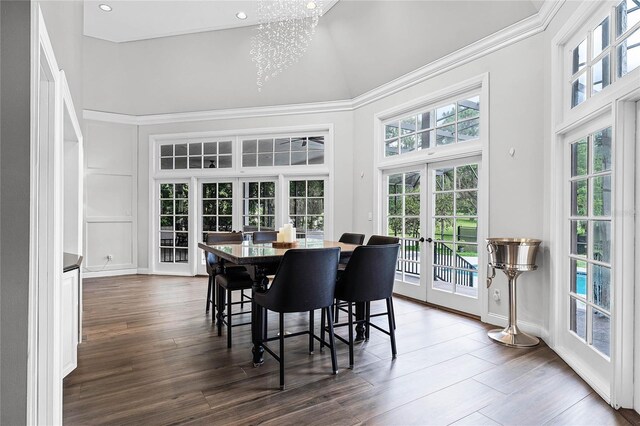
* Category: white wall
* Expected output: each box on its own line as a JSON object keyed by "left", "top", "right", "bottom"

{"left": 83, "top": 120, "right": 138, "bottom": 275}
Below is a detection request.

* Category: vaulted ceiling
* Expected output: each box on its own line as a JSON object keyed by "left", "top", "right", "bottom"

{"left": 82, "top": 1, "right": 542, "bottom": 115}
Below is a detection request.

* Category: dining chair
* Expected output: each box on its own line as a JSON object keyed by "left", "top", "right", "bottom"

{"left": 366, "top": 235, "right": 400, "bottom": 245}
{"left": 252, "top": 231, "right": 278, "bottom": 243}
{"left": 254, "top": 247, "right": 340, "bottom": 390}
{"left": 323, "top": 243, "right": 400, "bottom": 368}
{"left": 338, "top": 232, "right": 365, "bottom": 245}
{"left": 205, "top": 232, "right": 245, "bottom": 314}
{"left": 215, "top": 267, "right": 255, "bottom": 348}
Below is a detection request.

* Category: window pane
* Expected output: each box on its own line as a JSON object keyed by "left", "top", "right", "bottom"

{"left": 593, "top": 128, "right": 612, "bottom": 172}
{"left": 175, "top": 143, "right": 187, "bottom": 156}
{"left": 592, "top": 55, "right": 610, "bottom": 94}
{"left": 188, "top": 143, "right": 201, "bottom": 155}
{"left": 405, "top": 195, "right": 420, "bottom": 216}
{"left": 572, "top": 39, "right": 587, "bottom": 74}
{"left": 417, "top": 112, "right": 432, "bottom": 130}
{"left": 290, "top": 180, "right": 306, "bottom": 197}
{"left": 175, "top": 184, "right": 188, "bottom": 198}
{"left": 592, "top": 220, "right": 611, "bottom": 263}
{"left": 243, "top": 140, "right": 257, "bottom": 154}
{"left": 308, "top": 136, "right": 324, "bottom": 151}
{"left": 175, "top": 216, "right": 188, "bottom": 231}
{"left": 456, "top": 164, "right": 478, "bottom": 190}
{"left": 160, "top": 184, "right": 173, "bottom": 198}
{"left": 571, "top": 139, "right": 588, "bottom": 177}
{"left": 388, "top": 196, "right": 402, "bottom": 216}
{"left": 571, "top": 73, "right": 587, "bottom": 108}
{"left": 189, "top": 157, "right": 202, "bottom": 169}
{"left": 593, "top": 18, "right": 610, "bottom": 57}
{"left": 570, "top": 297, "right": 587, "bottom": 340}
{"left": 203, "top": 216, "right": 217, "bottom": 232}
{"left": 436, "top": 104, "right": 456, "bottom": 126}
{"left": 435, "top": 168, "right": 454, "bottom": 191}
{"left": 388, "top": 217, "right": 402, "bottom": 236}
{"left": 435, "top": 125, "right": 455, "bottom": 146}
{"left": 405, "top": 172, "right": 420, "bottom": 193}
{"left": 261, "top": 182, "right": 275, "bottom": 197}
{"left": 457, "top": 118, "right": 480, "bottom": 142}
{"left": 388, "top": 174, "right": 403, "bottom": 194}
{"left": 593, "top": 176, "right": 611, "bottom": 217}
{"left": 434, "top": 218, "right": 453, "bottom": 241}
{"left": 592, "top": 264, "right": 611, "bottom": 311}
{"left": 308, "top": 180, "right": 324, "bottom": 197}
{"left": 275, "top": 152, "right": 290, "bottom": 166}
{"left": 570, "top": 220, "right": 588, "bottom": 257}
{"left": 218, "top": 155, "right": 232, "bottom": 168}
{"left": 417, "top": 131, "right": 432, "bottom": 150}
{"left": 257, "top": 153, "right": 273, "bottom": 167}
{"left": 307, "top": 199, "right": 324, "bottom": 215}
{"left": 218, "top": 141, "right": 232, "bottom": 154}
{"left": 400, "top": 117, "right": 416, "bottom": 135}
{"left": 592, "top": 310, "right": 610, "bottom": 357}
{"left": 219, "top": 216, "right": 232, "bottom": 231}
{"left": 291, "top": 138, "right": 306, "bottom": 151}
{"left": 203, "top": 142, "right": 216, "bottom": 155}
{"left": 617, "top": 0, "right": 640, "bottom": 37}
{"left": 385, "top": 123, "right": 399, "bottom": 140}
{"left": 204, "top": 156, "right": 216, "bottom": 168}
{"left": 261, "top": 199, "right": 275, "bottom": 215}
{"left": 617, "top": 28, "right": 640, "bottom": 77}
{"left": 203, "top": 200, "right": 216, "bottom": 215}
{"left": 456, "top": 218, "right": 477, "bottom": 243}
{"left": 458, "top": 96, "right": 480, "bottom": 120}
{"left": 175, "top": 157, "right": 187, "bottom": 169}
{"left": 404, "top": 218, "right": 420, "bottom": 238}
{"left": 175, "top": 248, "right": 188, "bottom": 263}
{"left": 291, "top": 151, "right": 306, "bottom": 165}
{"left": 570, "top": 258, "right": 587, "bottom": 296}
{"left": 218, "top": 200, "right": 232, "bottom": 215}
{"left": 308, "top": 150, "right": 324, "bottom": 165}
{"left": 160, "top": 158, "right": 173, "bottom": 170}
{"left": 218, "top": 183, "right": 232, "bottom": 198}
{"left": 246, "top": 182, "right": 259, "bottom": 198}
{"left": 242, "top": 154, "right": 256, "bottom": 167}
{"left": 385, "top": 139, "right": 399, "bottom": 157}
{"left": 275, "top": 138, "right": 290, "bottom": 152}
{"left": 175, "top": 232, "right": 188, "bottom": 247}
{"left": 161, "top": 200, "right": 173, "bottom": 215}
{"left": 456, "top": 191, "right": 477, "bottom": 216}
{"left": 160, "top": 145, "right": 173, "bottom": 157}
{"left": 258, "top": 139, "right": 273, "bottom": 153}
{"left": 571, "top": 179, "right": 588, "bottom": 216}
{"left": 175, "top": 200, "right": 188, "bottom": 215}
{"left": 401, "top": 135, "right": 416, "bottom": 153}
{"left": 435, "top": 193, "right": 454, "bottom": 216}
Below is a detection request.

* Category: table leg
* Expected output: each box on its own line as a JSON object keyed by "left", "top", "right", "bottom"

{"left": 355, "top": 301, "right": 365, "bottom": 341}
{"left": 215, "top": 260, "right": 226, "bottom": 332}
{"left": 249, "top": 265, "right": 269, "bottom": 366}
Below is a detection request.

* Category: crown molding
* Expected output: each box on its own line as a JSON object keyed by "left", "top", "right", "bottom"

{"left": 83, "top": 0, "right": 565, "bottom": 126}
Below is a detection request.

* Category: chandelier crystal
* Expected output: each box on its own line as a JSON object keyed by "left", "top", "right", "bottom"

{"left": 250, "top": 0, "right": 324, "bottom": 90}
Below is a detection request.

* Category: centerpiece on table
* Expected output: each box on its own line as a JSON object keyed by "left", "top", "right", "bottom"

{"left": 272, "top": 223, "right": 298, "bottom": 248}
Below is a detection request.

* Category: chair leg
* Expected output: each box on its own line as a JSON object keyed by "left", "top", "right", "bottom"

{"left": 279, "top": 312, "right": 285, "bottom": 390}
{"left": 334, "top": 299, "right": 340, "bottom": 323}
{"left": 348, "top": 302, "right": 354, "bottom": 369}
{"left": 386, "top": 298, "right": 397, "bottom": 358}
{"left": 216, "top": 284, "right": 225, "bottom": 335}
{"left": 326, "top": 307, "right": 338, "bottom": 375}
{"left": 206, "top": 274, "right": 212, "bottom": 312}
{"left": 227, "top": 289, "right": 233, "bottom": 348}
{"left": 309, "top": 310, "right": 314, "bottom": 354}
{"left": 365, "top": 301, "right": 371, "bottom": 341}
{"left": 320, "top": 307, "right": 326, "bottom": 351}
{"left": 389, "top": 296, "right": 397, "bottom": 330}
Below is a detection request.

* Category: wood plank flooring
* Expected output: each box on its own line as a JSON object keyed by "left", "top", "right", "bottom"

{"left": 64, "top": 274, "right": 633, "bottom": 425}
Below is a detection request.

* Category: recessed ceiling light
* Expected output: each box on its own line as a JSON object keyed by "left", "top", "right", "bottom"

{"left": 306, "top": 1, "right": 317, "bottom": 10}
{"left": 98, "top": 4, "right": 112, "bottom": 12}
{"left": 236, "top": 11, "right": 247, "bottom": 20}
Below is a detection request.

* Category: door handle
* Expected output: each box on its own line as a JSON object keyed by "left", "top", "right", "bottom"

{"left": 419, "top": 237, "right": 433, "bottom": 243}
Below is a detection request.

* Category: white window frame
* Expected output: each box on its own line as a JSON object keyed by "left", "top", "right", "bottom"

{"left": 148, "top": 125, "right": 334, "bottom": 276}
{"left": 372, "top": 73, "right": 489, "bottom": 320}
{"left": 551, "top": 0, "right": 640, "bottom": 409}
{"left": 283, "top": 175, "right": 332, "bottom": 240}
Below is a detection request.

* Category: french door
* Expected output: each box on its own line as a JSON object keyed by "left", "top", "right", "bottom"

{"left": 383, "top": 156, "right": 482, "bottom": 315}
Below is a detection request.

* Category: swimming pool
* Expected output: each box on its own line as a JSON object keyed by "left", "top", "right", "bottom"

{"left": 575, "top": 272, "right": 586, "bottom": 296}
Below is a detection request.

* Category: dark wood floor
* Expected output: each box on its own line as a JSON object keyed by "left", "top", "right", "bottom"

{"left": 64, "top": 274, "right": 632, "bottom": 425}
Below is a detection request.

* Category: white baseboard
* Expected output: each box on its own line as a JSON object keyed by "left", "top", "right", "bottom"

{"left": 136, "top": 268, "right": 151, "bottom": 275}
{"left": 82, "top": 268, "right": 138, "bottom": 278}
{"left": 484, "top": 312, "right": 548, "bottom": 341}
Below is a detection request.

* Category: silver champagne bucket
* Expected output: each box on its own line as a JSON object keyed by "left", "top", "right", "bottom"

{"left": 485, "top": 237, "right": 541, "bottom": 348}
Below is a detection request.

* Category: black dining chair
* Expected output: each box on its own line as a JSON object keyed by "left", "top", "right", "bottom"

{"left": 254, "top": 248, "right": 340, "bottom": 390}
{"left": 252, "top": 231, "right": 278, "bottom": 243}
{"left": 215, "top": 267, "right": 255, "bottom": 348}
{"left": 366, "top": 235, "right": 400, "bottom": 245}
{"left": 205, "top": 232, "right": 245, "bottom": 314}
{"left": 339, "top": 232, "right": 365, "bottom": 245}
{"left": 324, "top": 244, "right": 400, "bottom": 369}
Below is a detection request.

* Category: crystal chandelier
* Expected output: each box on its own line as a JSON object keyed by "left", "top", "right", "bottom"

{"left": 250, "top": 0, "right": 324, "bottom": 90}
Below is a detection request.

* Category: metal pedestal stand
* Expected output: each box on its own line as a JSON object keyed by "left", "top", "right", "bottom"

{"left": 487, "top": 269, "right": 539, "bottom": 348}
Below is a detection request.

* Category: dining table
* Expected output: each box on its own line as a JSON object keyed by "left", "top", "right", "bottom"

{"left": 198, "top": 238, "right": 361, "bottom": 366}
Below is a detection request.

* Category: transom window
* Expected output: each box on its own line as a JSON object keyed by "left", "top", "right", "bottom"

{"left": 160, "top": 141, "right": 232, "bottom": 170}
{"left": 384, "top": 96, "right": 480, "bottom": 157}
{"left": 289, "top": 179, "right": 325, "bottom": 239}
{"left": 159, "top": 183, "right": 189, "bottom": 263}
{"left": 242, "top": 136, "right": 325, "bottom": 167}
{"left": 242, "top": 181, "right": 276, "bottom": 232}
{"left": 568, "top": 127, "right": 612, "bottom": 357}
{"left": 570, "top": 0, "right": 640, "bottom": 108}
